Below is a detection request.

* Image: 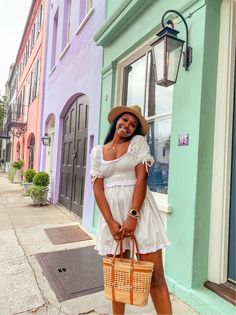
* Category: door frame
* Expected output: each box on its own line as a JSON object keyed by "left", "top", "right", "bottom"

{"left": 228, "top": 84, "right": 236, "bottom": 283}
{"left": 208, "top": 0, "right": 236, "bottom": 284}
{"left": 45, "top": 127, "right": 54, "bottom": 199}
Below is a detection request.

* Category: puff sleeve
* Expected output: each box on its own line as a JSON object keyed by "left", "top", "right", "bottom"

{"left": 134, "top": 136, "right": 154, "bottom": 172}
{"left": 90, "top": 146, "right": 103, "bottom": 184}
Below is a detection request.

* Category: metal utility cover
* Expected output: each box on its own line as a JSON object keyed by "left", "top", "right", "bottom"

{"left": 44, "top": 225, "right": 92, "bottom": 245}
{"left": 36, "top": 246, "right": 104, "bottom": 302}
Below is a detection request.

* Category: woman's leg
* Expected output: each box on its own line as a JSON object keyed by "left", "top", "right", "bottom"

{"left": 110, "top": 250, "right": 130, "bottom": 315}
{"left": 140, "top": 250, "right": 172, "bottom": 315}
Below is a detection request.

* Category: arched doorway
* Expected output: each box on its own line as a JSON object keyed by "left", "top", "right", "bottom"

{"left": 59, "top": 95, "right": 89, "bottom": 217}
{"left": 27, "top": 134, "right": 35, "bottom": 169}
{"left": 45, "top": 115, "right": 55, "bottom": 199}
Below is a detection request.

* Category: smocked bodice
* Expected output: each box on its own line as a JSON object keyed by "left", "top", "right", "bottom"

{"left": 90, "top": 135, "right": 154, "bottom": 188}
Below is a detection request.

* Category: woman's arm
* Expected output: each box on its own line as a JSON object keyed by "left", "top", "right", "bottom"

{"left": 121, "top": 163, "right": 148, "bottom": 238}
{"left": 131, "top": 163, "right": 148, "bottom": 211}
{"left": 93, "top": 178, "right": 122, "bottom": 240}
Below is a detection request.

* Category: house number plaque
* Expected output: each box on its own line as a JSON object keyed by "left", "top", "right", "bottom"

{"left": 178, "top": 134, "right": 189, "bottom": 146}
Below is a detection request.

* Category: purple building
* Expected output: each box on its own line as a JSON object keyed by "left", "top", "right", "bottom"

{"left": 40, "top": 0, "right": 104, "bottom": 231}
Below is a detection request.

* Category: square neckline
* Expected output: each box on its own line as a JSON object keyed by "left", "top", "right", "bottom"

{"left": 101, "top": 136, "right": 135, "bottom": 163}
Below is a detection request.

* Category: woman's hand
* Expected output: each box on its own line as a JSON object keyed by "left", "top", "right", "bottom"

{"left": 108, "top": 219, "right": 122, "bottom": 242}
{"left": 121, "top": 216, "right": 137, "bottom": 239}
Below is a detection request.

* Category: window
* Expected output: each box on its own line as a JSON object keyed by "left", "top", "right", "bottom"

{"left": 62, "top": 0, "right": 72, "bottom": 48}
{"left": 16, "top": 87, "right": 25, "bottom": 118}
{"left": 36, "top": 59, "right": 40, "bottom": 96}
{"left": 16, "top": 95, "right": 21, "bottom": 118}
{"left": 79, "top": 0, "right": 93, "bottom": 24}
{"left": 28, "top": 71, "right": 33, "bottom": 104}
{"left": 122, "top": 52, "right": 173, "bottom": 194}
{"left": 51, "top": 9, "right": 59, "bottom": 69}
{"left": 35, "top": 5, "right": 43, "bottom": 38}
{"left": 21, "top": 86, "right": 25, "bottom": 115}
{"left": 29, "top": 59, "right": 40, "bottom": 102}
{"left": 30, "top": 25, "right": 35, "bottom": 52}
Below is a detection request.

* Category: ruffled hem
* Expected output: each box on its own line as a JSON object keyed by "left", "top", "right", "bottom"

{"left": 94, "top": 242, "right": 171, "bottom": 256}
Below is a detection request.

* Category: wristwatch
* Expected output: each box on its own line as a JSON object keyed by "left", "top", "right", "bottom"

{"left": 128, "top": 208, "right": 140, "bottom": 219}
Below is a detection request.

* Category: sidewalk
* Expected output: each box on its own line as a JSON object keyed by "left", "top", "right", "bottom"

{"left": 0, "top": 171, "right": 199, "bottom": 315}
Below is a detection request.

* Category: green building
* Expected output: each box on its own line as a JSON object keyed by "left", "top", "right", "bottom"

{"left": 94, "top": 0, "right": 236, "bottom": 314}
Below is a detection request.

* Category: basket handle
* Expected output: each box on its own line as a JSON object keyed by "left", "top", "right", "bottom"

{"left": 112, "top": 236, "right": 141, "bottom": 265}
{"left": 111, "top": 237, "right": 141, "bottom": 305}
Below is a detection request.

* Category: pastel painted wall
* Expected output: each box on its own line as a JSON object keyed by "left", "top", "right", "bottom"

{"left": 40, "top": 0, "right": 104, "bottom": 231}
{"left": 13, "top": 0, "right": 48, "bottom": 171}
{"left": 95, "top": 0, "right": 235, "bottom": 314}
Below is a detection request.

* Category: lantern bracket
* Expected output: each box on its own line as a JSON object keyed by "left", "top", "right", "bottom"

{"left": 161, "top": 10, "right": 192, "bottom": 70}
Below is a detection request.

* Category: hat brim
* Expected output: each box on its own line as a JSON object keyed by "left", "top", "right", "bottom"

{"left": 108, "top": 106, "right": 149, "bottom": 136}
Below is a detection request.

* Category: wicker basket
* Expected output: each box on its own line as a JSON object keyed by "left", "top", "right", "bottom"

{"left": 103, "top": 237, "right": 154, "bottom": 306}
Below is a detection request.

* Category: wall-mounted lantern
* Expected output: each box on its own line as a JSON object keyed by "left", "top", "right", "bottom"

{"left": 41, "top": 133, "right": 51, "bottom": 146}
{"left": 151, "top": 9, "right": 192, "bottom": 87}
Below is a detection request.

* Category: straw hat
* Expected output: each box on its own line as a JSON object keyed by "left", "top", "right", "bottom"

{"left": 108, "top": 105, "right": 149, "bottom": 136}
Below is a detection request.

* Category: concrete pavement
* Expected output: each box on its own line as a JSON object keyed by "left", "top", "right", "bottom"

{"left": 0, "top": 171, "right": 199, "bottom": 315}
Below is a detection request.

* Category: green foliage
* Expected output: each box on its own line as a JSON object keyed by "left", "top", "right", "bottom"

{"left": 24, "top": 169, "right": 36, "bottom": 183}
{"left": 8, "top": 165, "right": 16, "bottom": 182}
{"left": 11, "top": 159, "right": 24, "bottom": 169}
{"left": 33, "top": 172, "right": 49, "bottom": 187}
{"left": 29, "top": 185, "right": 48, "bottom": 198}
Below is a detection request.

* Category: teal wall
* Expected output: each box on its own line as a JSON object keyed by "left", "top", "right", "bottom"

{"left": 166, "top": 0, "right": 221, "bottom": 289}
{"left": 94, "top": 0, "right": 236, "bottom": 314}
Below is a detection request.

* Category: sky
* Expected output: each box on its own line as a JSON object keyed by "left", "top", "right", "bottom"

{"left": 0, "top": 0, "right": 32, "bottom": 96}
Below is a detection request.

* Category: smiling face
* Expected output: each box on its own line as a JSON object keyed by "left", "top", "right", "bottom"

{"left": 115, "top": 113, "right": 139, "bottom": 139}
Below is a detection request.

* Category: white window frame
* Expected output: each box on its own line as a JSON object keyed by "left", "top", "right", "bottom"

{"left": 208, "top": 0, "right": 236, "bottom": 284}
{"left": 75, "top": 0, "right": 94, "bottom": 36}
{"left": 66, "top": 0, "right": 72, "bottom": 44}
{"left": 115, "top": 36, "right": 173, "bottom": 214}
{"left": 86, "top": 0, "right": 93, "bottom": 13}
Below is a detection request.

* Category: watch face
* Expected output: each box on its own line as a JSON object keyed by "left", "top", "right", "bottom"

{"left": 131, "top": 209, "right": 137, "bottom": 216}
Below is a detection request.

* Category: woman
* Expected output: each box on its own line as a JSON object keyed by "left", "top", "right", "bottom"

{"left": 91, "top": 105, "right": 172, "bottom": 315}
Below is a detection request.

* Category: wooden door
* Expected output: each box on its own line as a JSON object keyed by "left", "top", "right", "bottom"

{"left": 28, "top": 135, "right": 35, "bottom": 169}
{"left": 59, "top": 95, "right": 88, "bottom": 217}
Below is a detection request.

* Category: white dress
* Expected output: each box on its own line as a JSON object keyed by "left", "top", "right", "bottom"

{"left": 90, "top": 135, "right": 170, "bottom": 256}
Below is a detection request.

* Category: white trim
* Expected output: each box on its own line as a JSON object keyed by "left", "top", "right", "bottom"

{"left": 59, "top": 42, "right": 70, "bottom": 60}
{"left": 75, "top": 8, "right": 94, "bottom": 36}
{"left": 208, "top": 0, "right": 236, "bottom": 284}
{"left": 152, "top": 192, "right": 172, "bottom": 214}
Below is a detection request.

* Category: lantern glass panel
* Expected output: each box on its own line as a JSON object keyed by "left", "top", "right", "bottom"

{"left": 166, "top": 37, "right": 183, "bottom": 82}
{"left": 152, "top": 39, "right": 165, "bottom": 82}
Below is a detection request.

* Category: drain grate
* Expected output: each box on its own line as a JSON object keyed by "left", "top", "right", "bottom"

{"left": 36, "top": 246, "right": 104, "bottom": 302}
{"left": 44, "top": 225, "right": 92, "bottom": 245}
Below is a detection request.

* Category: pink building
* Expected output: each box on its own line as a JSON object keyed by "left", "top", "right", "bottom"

{"left": 11, "top": 0, "right": 48, "bottom": 171}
